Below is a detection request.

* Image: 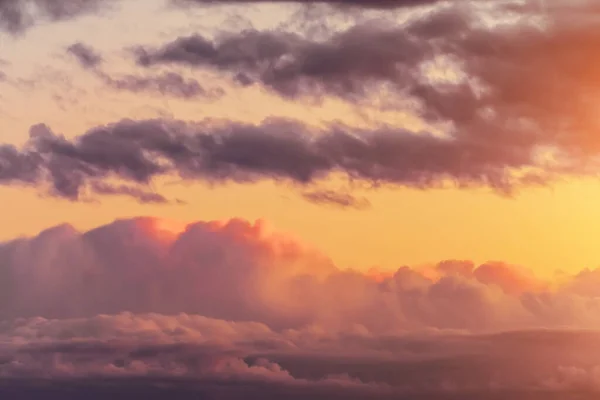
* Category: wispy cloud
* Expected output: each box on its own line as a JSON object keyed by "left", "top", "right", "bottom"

{"left": 88, "top": 181, "right": 170, "bottom": 203}
{"left": 0, "top": 0, "right": 114, "bottom": 34}
{"left": 301, "top": 189, "right": 371, "bottom": 209}
{"left": 67, "top": 42, "right": 221, "bottom": 100}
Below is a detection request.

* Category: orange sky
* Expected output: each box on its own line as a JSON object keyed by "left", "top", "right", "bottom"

{"left": 4, "top": 176, "right": 600, "bottom": 278}
{"left": 2, "top": 0, "right": 600, "bottom": 279}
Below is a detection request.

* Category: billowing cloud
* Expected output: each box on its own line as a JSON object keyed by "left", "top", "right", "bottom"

{"left": 2, "top": 216, "right": 600, "bottom": 333}
{"left": 2, "top": 217, "right": 600, "bottom": 397}
{"left": 3, "top": 219, "right": 600, "bottom": 398}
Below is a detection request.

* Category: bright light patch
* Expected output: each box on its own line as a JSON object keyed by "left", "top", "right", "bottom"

{"left": 148, "top": 218, "right": 189, "bottom": 241}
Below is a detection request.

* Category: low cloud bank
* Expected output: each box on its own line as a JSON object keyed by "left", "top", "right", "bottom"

{"left": 1, "top": 312, "right": 600, "bottom": 398}
{"left": 2, "top": 217, "right": 600, "bottom": 398}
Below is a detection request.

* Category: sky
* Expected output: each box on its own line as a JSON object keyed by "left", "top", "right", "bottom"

{"left": 4, "top": 0, "right": 600, "bottom": 276}
{"left": 4, "top": 0, "right": 600, "bottom": 399}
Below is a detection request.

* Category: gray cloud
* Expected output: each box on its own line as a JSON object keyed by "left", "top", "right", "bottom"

{"left": 88, "top": 182, "right": 170, "bottom": 203}
{"left": 134, "top": 1, "right": 600, "bottom": 158}
{"left": 301, "top": 189, "right": 371, "bottom": 209}
{"left": 50, "top": 3, "right": 600, "bottom": 205}
{"left": 132, "top": 25, "right": 429, "bottom": 100}
{"left": 0, "top": 117, "right": 549, "bottom": 204}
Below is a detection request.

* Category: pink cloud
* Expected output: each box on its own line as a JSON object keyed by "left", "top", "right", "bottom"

{"left": 2, "top": 216, "right": 600, "bottom": 334}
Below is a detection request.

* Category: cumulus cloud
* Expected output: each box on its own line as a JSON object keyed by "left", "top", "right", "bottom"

{"left": 2, "top": 216, "right": 600, "bottom": 333}
{"left": 2, "top": 217, "right": 600, "bottom": 397}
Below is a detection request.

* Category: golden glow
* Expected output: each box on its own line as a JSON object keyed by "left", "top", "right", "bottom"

{"left": 3, "top": 177, "right": 600, "bottom": 279}
{"left": 3, "top": 5, "right": 600, "bottom": 282}
{"left": 150, "top": 218, "right": 189, "bottom": 237}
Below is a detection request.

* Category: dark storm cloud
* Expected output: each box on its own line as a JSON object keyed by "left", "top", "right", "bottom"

{"left": 66, "top": 42, "right": 220, "bottom": 100}
{"left": 0, "top": 116, "right": 545, "bottom": 204}
{"left": 0, "top": 0, "right": 113, "bottom": 34}
{"left": 302, "top": 189, "right": 371, "bottom": 209}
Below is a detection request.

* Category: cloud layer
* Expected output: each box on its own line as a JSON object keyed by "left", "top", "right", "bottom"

{"left": 3, "top": 217, "right": 600, "bottom": 398}
{"left": 2, "top": 216, "right": 600, "bottom": 332}
{"left": 0, "top": 116, "right": 561, "bottom": 204}
{"left": 4, "top": 0, "right": 598, "bottom": 205}
{"left": 3, "top": 312, "right": 600, "bottom": 397}
{"left": 135, "top": 0, "right": 600, "bottom": 154}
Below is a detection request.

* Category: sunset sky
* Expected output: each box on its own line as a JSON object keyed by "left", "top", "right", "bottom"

{"left": 3, "top": 0, "right": 600, "bottom": 399}
{"left": 3, "top": 0, "right": 600, "bottom": 277}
